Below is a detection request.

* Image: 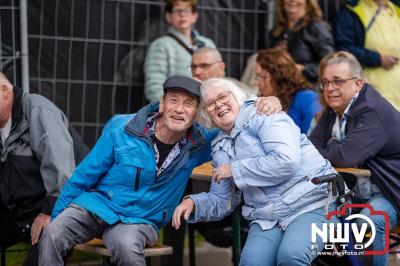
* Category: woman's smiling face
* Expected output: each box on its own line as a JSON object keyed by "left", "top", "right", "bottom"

{"left": 202, "top": 86, "right": 240, "bottom": 133}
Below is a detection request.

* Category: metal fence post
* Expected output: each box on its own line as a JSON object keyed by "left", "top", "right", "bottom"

{"left": 19, "top": 0, "right": 29, "bottom": 92}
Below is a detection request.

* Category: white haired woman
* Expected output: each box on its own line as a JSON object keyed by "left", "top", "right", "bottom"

{"left": 172, "top": 78, "right": 341, "bottom": 266}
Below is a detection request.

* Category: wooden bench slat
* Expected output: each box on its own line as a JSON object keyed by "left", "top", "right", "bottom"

{"left": 74, "top": 239, "right": 172, "bottom": 257}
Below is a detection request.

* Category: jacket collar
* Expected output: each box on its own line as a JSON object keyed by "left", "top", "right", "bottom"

{"left": 326, "top": 83, "right": 372, "bottom": 118}
{"left": 167, "top": 27, "right": 203, "bottom": 47}
{"left": 124, "top": 102, "right": 205, "bottom": 146}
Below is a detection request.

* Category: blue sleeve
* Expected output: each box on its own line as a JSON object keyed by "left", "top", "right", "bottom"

{"left": 333, "top": 7, "right": 381, "bottom": 67}
{"left": 188, "top": 148, "right": 241, "bottom": 222}
{"left": 289, "top": 91, "right": 321, "bottom": 134}
{"left": 51, "top": 116, "right": 120, "bottom": 219}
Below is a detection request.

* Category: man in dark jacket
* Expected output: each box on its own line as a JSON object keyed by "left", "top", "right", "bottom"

{"left": 0, "top": 72, "right": 84, "bottom": 265}
{"left": 309, "top": 51, "right": 399, "bottom": 266}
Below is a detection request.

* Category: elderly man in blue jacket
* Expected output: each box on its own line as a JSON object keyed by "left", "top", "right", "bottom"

{"left": 38, "top": 76, "right": 215, "bottom": 265}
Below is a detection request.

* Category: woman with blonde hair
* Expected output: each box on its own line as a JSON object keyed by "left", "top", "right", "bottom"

{"left": 266, "top": 0, "right": 334, "bottom": 84}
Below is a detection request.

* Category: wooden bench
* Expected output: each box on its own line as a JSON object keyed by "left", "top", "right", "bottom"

{"left": 74, "top": 238, "right": 173, "bottom": 266}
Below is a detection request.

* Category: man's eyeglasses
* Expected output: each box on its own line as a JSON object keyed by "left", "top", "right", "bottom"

{"left": 320, "top": 77, "right": 359, "bottom": 91}
{"left": 171, "top": 8, "right": 192, "bottom": 16}
{"left": 190, "top": 61, "right": 221, "bottom": 72}
{"left": 204, "top": 91, "right": 231, "bottom": 112}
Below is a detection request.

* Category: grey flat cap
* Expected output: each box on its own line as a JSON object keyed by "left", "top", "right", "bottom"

{"left": 163, "top": 75, "right": 201, "bottom": 99}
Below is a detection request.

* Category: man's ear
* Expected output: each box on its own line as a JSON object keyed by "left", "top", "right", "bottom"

{"left": 355, "top": 79, "right": 364, "bottom": 92}
{"left": 159, "top": 95, "right": 165, "bottom": 114}
{"left": 0, "top": 84, "right": 8, "bottom": 96}
{"left": 191, "top": 11, "right": 198, "bottom": 24}
{"left": 219, "top": 62, "right": 226, "bottom": 72}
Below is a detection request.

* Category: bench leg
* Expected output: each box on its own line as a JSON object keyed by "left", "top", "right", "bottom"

{"left": 232, "top": 207, "right": 241, "bottom": 266}
{"left": 188, "top": 225, "right": 196, "bottom": 266}
{"left": 0, "top": 246, "right": 5, "bottom": 266}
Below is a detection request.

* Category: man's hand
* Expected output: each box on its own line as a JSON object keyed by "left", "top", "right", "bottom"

{"left": 172, "top": 198, "right": 195, "bottom": 230}
{"left": 256, "top": 96, "right": 282, "bottom": 115}
{"left": 213, "top": 164, "right": 232, "bottom": 184}
{"left": 31, "top": 213, "right": 51, "bottom": 245}
{"left": 381, "top": 54, "right": 399, "bottom": 70}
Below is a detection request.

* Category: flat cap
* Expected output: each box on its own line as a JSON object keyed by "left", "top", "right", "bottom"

{"left": 163, "top": 75, "right": 201, "bottom": 99}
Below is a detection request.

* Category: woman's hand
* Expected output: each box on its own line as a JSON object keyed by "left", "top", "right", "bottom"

{"left": 172, "top": 198, "right": 195, "bottom": 230}
{"left": 256, "top": 96, "right": 282, "bottom": 115}
{"left": 213, "top": 164, "right": 233, "bottom": 184}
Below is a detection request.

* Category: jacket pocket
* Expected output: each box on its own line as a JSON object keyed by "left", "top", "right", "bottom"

{"left": 134, "top": 168, "right": 141, "bottom": 191}
{"left": 280, "top": 177, "right": 325, "bottom": 209}
{"left": 115, "top": 152, "right": 151, "bottom": 189}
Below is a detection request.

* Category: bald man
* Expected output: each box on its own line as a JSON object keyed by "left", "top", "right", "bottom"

{"left": 191, "top": 47, "right": 257, "bottom": 95}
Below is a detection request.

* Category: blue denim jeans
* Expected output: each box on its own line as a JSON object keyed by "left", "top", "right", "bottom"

{"left": 358, "top": 193, "right": 398, "bottom": 266}
{"left": 39, "top": 204, "right": 158, "bottom": 266}
{"left": 239, "top": 205, "right": 339, "bottom": 266}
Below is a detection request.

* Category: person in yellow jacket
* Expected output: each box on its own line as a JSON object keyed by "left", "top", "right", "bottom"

{"left": 334, "top": 0, "right": 400, "bottom": 110}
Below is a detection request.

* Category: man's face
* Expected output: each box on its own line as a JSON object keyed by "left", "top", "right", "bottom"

{"left": 191, "top": 52, "right": 225, "bottom": 81}
{"left": 165, "top": 1, "right": 198, "bottom": 32}
{"left": 159, "top": 89, "right": 198, "bottom": 136}
{"left": 321, "top": 62, "right": 363, "bottom": 115}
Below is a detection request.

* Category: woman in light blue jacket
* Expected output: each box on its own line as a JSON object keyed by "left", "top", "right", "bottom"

{"left": 172, "top": 78, "right": 341, "bottom": 266}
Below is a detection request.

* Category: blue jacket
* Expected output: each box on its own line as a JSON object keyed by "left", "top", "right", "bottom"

{"left": 288, "top": 90, "right": 321, "bottom": 134}
{"left": 52, "top": 103, "right": 217, "bottom": 231}
{"left": 188, "top": 101, "right": 336, "bottom": 230}
{"left": 334, "top": 0, "right": 400, "bottom": 67}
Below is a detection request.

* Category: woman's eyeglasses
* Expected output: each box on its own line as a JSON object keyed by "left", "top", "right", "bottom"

{"left": 204, "top": 91, "right": 231, "bottom": 112}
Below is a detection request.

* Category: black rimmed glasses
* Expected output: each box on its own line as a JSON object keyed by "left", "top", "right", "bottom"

{"left": 204, "top": 91, "right": 231, "bottom": 112}
{"left": 320, "top": 77, "right": 359, "bottom": 91}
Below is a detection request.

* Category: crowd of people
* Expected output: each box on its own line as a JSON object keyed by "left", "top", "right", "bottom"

{"left": 1, "top": 0, "right": 400, "bottom": 266}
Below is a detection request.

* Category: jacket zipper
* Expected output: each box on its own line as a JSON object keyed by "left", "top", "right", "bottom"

{"left": 280, "top": 175, "right": 309, "bottom": 195}
{"left": 134, "top": 168, "right": 141, "bottom": 191}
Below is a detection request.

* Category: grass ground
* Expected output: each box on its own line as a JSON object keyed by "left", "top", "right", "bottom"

{"left": 4, "top": 242, "right": 102, "bottom": 266}
{"left": 4, "top": 229, "right": 205, "bottom": 265}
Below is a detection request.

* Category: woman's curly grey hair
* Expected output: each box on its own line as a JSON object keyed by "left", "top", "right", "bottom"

{"left": 197, "top": 78, "right": 249, "bottom": 128}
